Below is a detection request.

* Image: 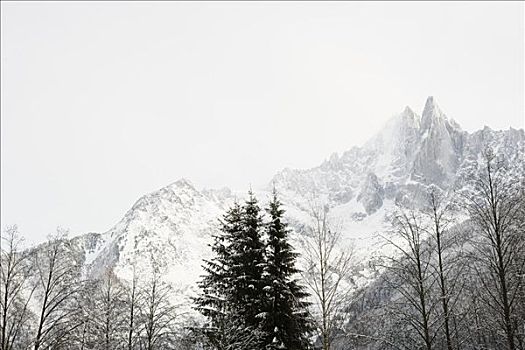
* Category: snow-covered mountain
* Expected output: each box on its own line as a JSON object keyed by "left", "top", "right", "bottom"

{"left": 71, "top": 97, "right": 524, "bottom": 315}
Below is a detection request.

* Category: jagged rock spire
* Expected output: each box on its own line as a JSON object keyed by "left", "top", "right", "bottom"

{"left": 421, "top": 96, "right": 446, "bottom": 132}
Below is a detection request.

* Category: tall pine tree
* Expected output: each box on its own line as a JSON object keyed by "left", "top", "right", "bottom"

{"left": 229, "top": 191, "right": 267, "bottom": 330}
{"left": 196, "top": 194, "right": 267, "bottom": 349}
{"left": 261, "top": 190, "right": 312, "bottom": 350}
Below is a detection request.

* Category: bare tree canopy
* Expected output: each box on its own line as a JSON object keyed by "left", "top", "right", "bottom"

{"left": 301, "top": 204, "right": 354, "bottom": 350}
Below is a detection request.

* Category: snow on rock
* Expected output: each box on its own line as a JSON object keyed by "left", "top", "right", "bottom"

{"left": 357, "top": 173, "right": 384, "bottom": 215}
{"left": 412, "top": 96, "right": 465, "bottom": 187}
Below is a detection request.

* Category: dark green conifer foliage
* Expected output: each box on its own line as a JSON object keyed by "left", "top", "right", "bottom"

{"left": 195, "top": 191, "right": 312, "bottom": 350}
{"left": 229, "top": 191, "right": 267, "bottom": 329}
{"left": 262, "top": 190, "right": 313, "bottom": 350}
{"left": 194, "top": 202, "right": 243, "bottom": 346}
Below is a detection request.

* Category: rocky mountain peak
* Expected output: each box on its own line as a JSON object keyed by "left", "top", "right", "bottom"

{"left": 421, "top": 96, "right": 446, "bottom": 132}
{"left": 321, "top": 152, "right": 343, "bottom": 171}
{"left": 167, "top": 178, "right": 197, "bottom": 192}
{"left": 401, "top": 105, "right": 419, "bottom": 123}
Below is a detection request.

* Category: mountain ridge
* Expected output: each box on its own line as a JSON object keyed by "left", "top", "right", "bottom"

{"left": 65, "top": 97, "right": 523, "bottom": 318}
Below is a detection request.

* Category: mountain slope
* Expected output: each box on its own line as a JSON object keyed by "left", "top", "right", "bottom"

{"left": 73, "top": 97, "right": 524, "bottom": 315}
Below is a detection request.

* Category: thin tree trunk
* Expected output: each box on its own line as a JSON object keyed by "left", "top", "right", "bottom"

{"left": 416, "top": 252, "right": 432, "bottom": 350}
{"left": 488, "top": 164, "right": 516, "bottom": 350}
{"left": 430, "top": 194, "right": 454, "bottom": 350}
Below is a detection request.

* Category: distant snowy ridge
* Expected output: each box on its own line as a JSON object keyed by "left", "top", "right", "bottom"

{"left": 68, "top": 97, "right": 524, "bottom": 317}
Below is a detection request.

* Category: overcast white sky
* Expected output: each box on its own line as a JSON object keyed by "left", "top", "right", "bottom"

{"left": 1, "top": 1, "right": 524, "bottom": 243}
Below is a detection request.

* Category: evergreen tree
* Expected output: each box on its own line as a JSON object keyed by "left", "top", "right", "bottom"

{"left": 194, "top": 202, "right": 243, "bottom": 346}
{"left": 196, "top": 191, "right": 311, "bottom": 349}
{"left": 261, "top": 190, "right": 312, "bottom": 350}
{"left": 229, "top": 191, "right": 266, "bottom": 330}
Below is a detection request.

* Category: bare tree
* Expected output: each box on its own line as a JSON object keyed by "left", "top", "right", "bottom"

{"left": 71, "top": 280, "right": 98, "bottom": 350}
{"left": 381, "top": 208, "right": 439, "bottom": 350}
{"left": 462, "top": 149, "right": 525, "bottom": 350}
{"left": 125, "top": 264, "right": 142, "bottom": 350}
{"left": 139, "top": 265, "right": 180, "bottom": 350}
{"left": 1, "top": 225, "right": 35, "bottom": 350}
{"left": 301, "top": 204, "right": 353, "bottom": 350}
{"left": 31, "top": 229, "right": 83, "bottom": 350}
{"left": 90, "top": 269, "right": 128, "bottom": 350}
{"left": 424, "top": 187, "right": 466, "bottom": 350}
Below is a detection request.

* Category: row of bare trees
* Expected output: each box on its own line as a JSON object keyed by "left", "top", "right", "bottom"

{"left": 0, "top": 230, "right": 184, "bottom": 350}
{"left": 344, "top": 150, "right": 524, "bottom": 350}
{"left": 380, "top": 191, "right": 466, "bottom": 350}
{"left": 463, "top": 150, "right": 525, "bottom": 350}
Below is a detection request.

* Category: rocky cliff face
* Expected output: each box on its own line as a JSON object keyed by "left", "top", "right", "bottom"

{"left": 70, "top": 97, "right": 524, "bottom": 315}
{"left": 357, "top": 173, "right": 384, "bottom": 215}
{"left": 412, "top": 96, "right": 465, "bottom": 186}
{"left": 272, "top": 97, "right": 523, "bottom": 213}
